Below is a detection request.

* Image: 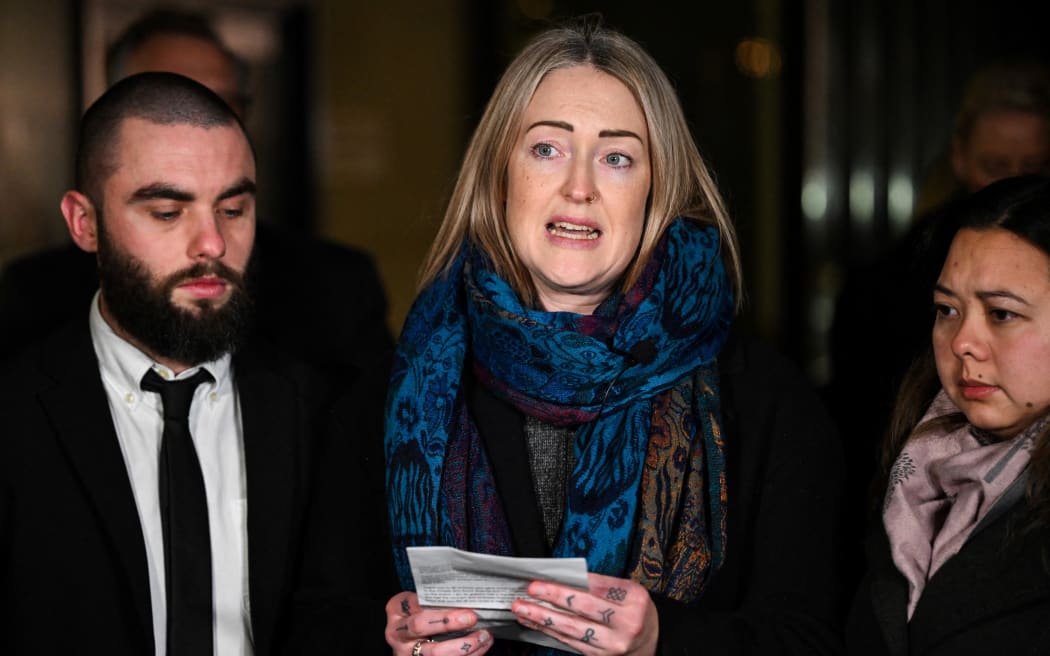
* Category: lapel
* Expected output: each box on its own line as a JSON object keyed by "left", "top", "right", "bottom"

{"left": 38, "top": 323, "right": 154, "bottom": 643}
{"left": 908, "top": 499, "right": 1050, "bottom": 653}
{"left": 234, "top": 350, "right": 300, "bottom": 653}
{"left": 864, "top": 522, "right": 910, "bottom": 656}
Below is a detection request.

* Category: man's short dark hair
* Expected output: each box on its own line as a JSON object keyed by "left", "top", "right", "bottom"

{"left": 76, "top": 71, "right": 250, "bottom": 207}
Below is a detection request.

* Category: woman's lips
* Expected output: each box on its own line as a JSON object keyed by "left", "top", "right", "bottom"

{"left": 545, "top": 220, "right": 602, "bottom": 240}
{"left": 959, "top": 381, "right": 997, "bottom": 400}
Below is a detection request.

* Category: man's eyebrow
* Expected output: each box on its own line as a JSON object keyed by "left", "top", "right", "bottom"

{"left": 129, "top": 183, "right": 194, "bottom": 203}
{"left": 218, "top": 178, "right": 257, "bottom": 202}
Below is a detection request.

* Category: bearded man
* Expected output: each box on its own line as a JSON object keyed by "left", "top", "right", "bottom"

{"left": 0, "top": 72, "right": 394, "bottom": 655}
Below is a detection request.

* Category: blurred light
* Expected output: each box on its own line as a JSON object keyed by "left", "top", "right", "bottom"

{"left": 888, "top": 172, "right": 914, "bottom": 233}
{"left": 850, "top": 171, "right": 875, "bottom": 226}
{"left": 516, "top": 0, "right": 554, "bottom": 20}
{"left": 801, "top": 172, "right": 827, "bottom": 222}
{"left": 735, "top": 38, "right": 782, "bottom": 79}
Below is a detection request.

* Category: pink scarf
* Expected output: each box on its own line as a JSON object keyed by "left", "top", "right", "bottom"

{"left": 882, "top": 390, "right": 1040, "bottom": 619}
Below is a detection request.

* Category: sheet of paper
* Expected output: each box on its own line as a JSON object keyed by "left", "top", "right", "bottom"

{"left": 407, "top": 546, "right": 589, "bottom": 653}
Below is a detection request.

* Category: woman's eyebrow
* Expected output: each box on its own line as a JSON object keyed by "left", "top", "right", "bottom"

{"left": 526, "top": 119, "right": 573, "bottom": 132}
{"left": 976, "top": 289, "right": 1030, "bottom": 305}
{"left": 525, "top": 120, "right": 643, "bottom": 143}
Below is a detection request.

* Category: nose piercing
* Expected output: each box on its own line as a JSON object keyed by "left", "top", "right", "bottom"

{"left": 586, "top": 191, "right": 598, "bottom": 204}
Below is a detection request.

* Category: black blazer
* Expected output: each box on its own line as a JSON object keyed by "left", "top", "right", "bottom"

{"left": 470, "top": 330, "right": 847, "bottom": 655}
{"left": 847, "top": 498, "right": 1050, "bottom": 655}
{"left": 0, "top": 320, "right": 394, "bottom": 654}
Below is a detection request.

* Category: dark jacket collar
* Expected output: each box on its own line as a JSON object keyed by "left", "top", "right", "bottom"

{"left": 865, "top": 496, "right": 1050, "bottom": 655}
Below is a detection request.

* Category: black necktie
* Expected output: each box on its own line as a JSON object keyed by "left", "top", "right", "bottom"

{"left": 141, "top": 368, "right": 216, "bottom": 656}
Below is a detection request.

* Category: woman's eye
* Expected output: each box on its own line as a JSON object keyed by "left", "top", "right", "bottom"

{"left": 531, "top": 143, "right": 557, "bottom": 158}
{"left": 933, "top": 303, "right": 956, "bottom": 319}
{"left": 989, "top": 308, "right": 1018, "bottom": 322}
{"left": 604, "top": 152, "right": 632, "bottom": 167}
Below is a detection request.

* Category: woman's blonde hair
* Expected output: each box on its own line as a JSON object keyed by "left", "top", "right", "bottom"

{"left": 417, "top": 18, "right": 742, "bottom": 309}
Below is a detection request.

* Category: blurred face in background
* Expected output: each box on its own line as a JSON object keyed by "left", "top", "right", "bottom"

{"left": 125, "top": 34, "right": 245, "bottom": 117}
{"left": 933, "top": 227, "right": 1050, "bottom": 438}
{"left": 952, "top": 110, "right": 1050, "bottom": 192}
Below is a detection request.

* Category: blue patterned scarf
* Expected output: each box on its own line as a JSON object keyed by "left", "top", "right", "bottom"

{"left": 386, "top": 219, "right": 734, "bottom": 608}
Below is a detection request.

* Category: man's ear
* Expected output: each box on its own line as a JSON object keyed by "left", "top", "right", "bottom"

{"left": 60, "top": 190, "right": 99, "bottom": 253}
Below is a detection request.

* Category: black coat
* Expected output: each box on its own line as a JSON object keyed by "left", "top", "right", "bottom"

{"left": 471, "top": 330, "right": 847, "bottom": 655}
{"left": 846, "top": 498, "right": 1050, "bottom": 655}
{"left": 0, "top": 320, "right": 396, "bottom": 654}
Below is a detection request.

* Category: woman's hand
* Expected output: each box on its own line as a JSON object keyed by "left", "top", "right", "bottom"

{"left": 384, "top": 591, "right": 492, "bottom": 656}
{"left": 511, "top": 573, "right": 658, "bottom": 655}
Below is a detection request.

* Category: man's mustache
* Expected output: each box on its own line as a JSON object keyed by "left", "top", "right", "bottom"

{"left": 165, "top": 260, "right": 247, "bottom": 290}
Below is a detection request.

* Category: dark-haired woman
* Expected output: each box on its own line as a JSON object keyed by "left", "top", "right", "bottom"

{"left": 847, "top": 175, "right": 1050, "bottom": 655}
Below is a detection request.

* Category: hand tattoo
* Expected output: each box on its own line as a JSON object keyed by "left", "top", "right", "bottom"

{"left": 606, "top": 587, "right": 627, "bottom": 602}
{"left": 401, "top": 599, "right": 411, "bottom": 614}
{"left": 544, "top": 616, "right": 554, "bottom": 627}
{"left": 396, "top": 624, "right": 408, "bottom": 632}
{"left": 599, "top": 608, "right": 615, "bottom": 625}
{"left": 566, "top": 594, "right": 575, "bottom": 608}
{"left": 582, "top": 628, "right": 597, "bottom": 643}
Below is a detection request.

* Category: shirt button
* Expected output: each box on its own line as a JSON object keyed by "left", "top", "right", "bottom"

{"left": 125, "top": 393, "right": 135, "bottom": 404}
{"left": 210, "top": 392, "right": 218, "bottom": 402}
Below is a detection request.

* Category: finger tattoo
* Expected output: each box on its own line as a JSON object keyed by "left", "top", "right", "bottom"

{"left": 428, "top": 617, "right": 450, "bottom": 625}
{"left": 606, "top": 587, "right": 627, "bottom": 602}
{"left": 461, "top": 642, "right": 472, "bottom": 653}
{"left": 566, "top": 594, "right": 575, "bottom": 608}
{"left": 544, "top": 616, "right": 554, "bottom": 627}
{"left": 599, "top": 608, "right": 615, "bottom": 625}
{"left": 395, "top": 624, "right": 408, "bottom": 632}
{"left": 401, "top": 599, "right": 411, "bottom": 614}
{"left": 582, "top": 628, "right": 597, "bottom": 643}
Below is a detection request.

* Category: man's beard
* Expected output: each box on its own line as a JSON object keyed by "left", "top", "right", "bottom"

{"left": 96, "top": 222, "right": 254, "bottom": 366}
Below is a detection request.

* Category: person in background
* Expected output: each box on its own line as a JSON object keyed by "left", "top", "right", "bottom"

{"left": 382, "top": 19, "right": 844, "bottom": 656}
{"left": 918, "top": 61, "right": 1050, "bottom": 214}
{"left": 0, "top": 72, "right": 393, "bottom": 655}
{"left": 826, "top": 62, "right": 1050, "bottom": 582}
{"left": 105, "top": 8, "right": 250, "bottom": 117}
{"left": 0, "top": 8, "right": 393, "bottom": 391}
{"left": 847, "top": 174, "right": 1050, "bottom": 654}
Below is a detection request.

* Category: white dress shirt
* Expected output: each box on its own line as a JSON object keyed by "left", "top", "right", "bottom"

{"left": 89, "top": 293, "right": 253, "bottom": 655}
